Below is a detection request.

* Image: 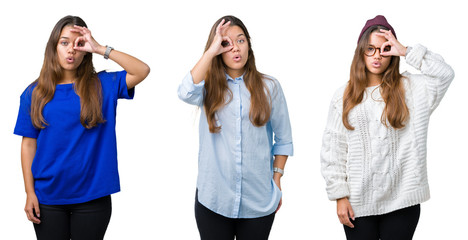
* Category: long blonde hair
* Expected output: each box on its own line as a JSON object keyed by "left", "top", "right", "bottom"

{"left": 203, "top": 15, "right": 271, "bottom": 133}
{"left": 343, "top": 25, "right": 409, "bottom": 130}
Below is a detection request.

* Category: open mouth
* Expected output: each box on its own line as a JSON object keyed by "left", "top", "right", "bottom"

{"left": 233, "top": 55, "right": 242, "bottom": 62}
{"left": 372, "top": 61, "right": 381, "bottom": 68}
{"left": 66, "top": 57, "right": 75, "bottom": 63}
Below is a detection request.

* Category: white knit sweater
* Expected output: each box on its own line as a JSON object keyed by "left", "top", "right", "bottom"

{"left": 321, "top": 44, "right": 455, "bottom": 218}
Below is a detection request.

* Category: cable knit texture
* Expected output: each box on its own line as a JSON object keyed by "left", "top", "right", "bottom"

{"left": 321, "top": 44, "right": 454, "bottom": 218}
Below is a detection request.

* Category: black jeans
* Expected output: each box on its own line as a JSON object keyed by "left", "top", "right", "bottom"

{"left": 195, "top": 191, "right": 275, "bottom": 240}
{"left": 33, "top": 195, "right": 112, "bottom": 240}
{"left": 344, "top": 204, "right": 421, "bottom": 240}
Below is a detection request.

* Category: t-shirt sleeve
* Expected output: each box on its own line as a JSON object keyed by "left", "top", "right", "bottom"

{"left": 14, "top": 86, "right": 40, "bottom": 138}
{"left": 99, "top": 70, "right": 134, "bottom": 100}
{"left": 116, "top": 70, "right": 134, "bottom": 99}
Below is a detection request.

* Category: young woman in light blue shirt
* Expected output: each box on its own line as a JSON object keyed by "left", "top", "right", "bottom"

{"left": 178, "top": 15, "right": 293, "bottom": 240}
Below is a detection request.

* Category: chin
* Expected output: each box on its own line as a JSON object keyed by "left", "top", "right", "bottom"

{"left": 61, "top": 66, "right": 78, "bottom": 72}
{"left": 227, "top": 65, "right": 244, "bottom": 72}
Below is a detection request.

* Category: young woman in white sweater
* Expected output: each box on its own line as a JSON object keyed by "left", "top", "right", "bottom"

{"left": 321, "top": 15, "right": 454, "bottom": 239}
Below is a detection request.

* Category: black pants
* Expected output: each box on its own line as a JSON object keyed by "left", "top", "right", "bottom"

{"left": 195, "top": 192, "right": 275, "bottom": 240}
{"left": 344, "top": 204, "right": 421, "bottom": 240}
{"left": 33, "top": 195, "right": 112, "bottom": 240}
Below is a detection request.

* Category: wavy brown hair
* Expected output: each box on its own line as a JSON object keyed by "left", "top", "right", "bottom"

{"left": 30, "top": 15, "right": 104, "bottom": 129}
{"left": 204, "top": 15, "right": 271, "bottom": 133}
{"left": 342, "top": 25, "right": 409, "bottom": 130}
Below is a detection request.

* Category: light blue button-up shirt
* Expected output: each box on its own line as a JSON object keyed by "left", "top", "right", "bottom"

{"left": 178, "top": 72, "right": 293, "bottom": 218}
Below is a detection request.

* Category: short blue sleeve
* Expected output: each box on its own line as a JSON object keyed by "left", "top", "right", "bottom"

{"left": 14, "top": 85, "right": 40, "bottom": 138}
{"left": 98, "top": 70, "right": 134, "bottom": 100}
{"left": 12, "top": 71, "right": 138, "bottom": 205}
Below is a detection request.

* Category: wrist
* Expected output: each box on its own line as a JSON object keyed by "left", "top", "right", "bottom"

{"left": 273, "top": 167, "right": 284, "bottom": 176}
{"left": 96, "top": 45, "right": 107, "bottom": 55}
{"left": 404, "top": 46, "right": 412, "bottom": 57}
{"left": 401, "top": 46, "right": 408, "bottom": 57}
{"left": 26, "top": 190, "right": 36, "bottom": 196}
{"left": 337, "top": 197, "right": 349, "bottom": 202}
{"left": 397, "top": 43, "right": 407, "bottom": 57}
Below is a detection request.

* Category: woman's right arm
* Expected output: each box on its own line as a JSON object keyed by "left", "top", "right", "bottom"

{"left": 191, "top": 19, "right": 233, "bottom": 84}
{"left": 320, "top": 90, "right": 354, "bottom": 227}
{"left": 21, "top": 137, "right": 40, "bottom": 224}
{"left": 178, "top": 19, "right": 233, "bottom": 105}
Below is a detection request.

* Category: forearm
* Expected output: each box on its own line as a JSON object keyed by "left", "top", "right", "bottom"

{"left": 406, "top": 44, "right": 454, "bottom": 82}
{"left": 21, "top": 137, "right": 37, "bottom": 195}
{"left": 191, "top": 51, "right": 216, "bottom": 84}
{"left": 190, "top": 19, "right": 233, "bottom": 84}
{"left": 321, "top": 129, "right": 350, "bottom": 201}
{"left": 71, "top": 26, "right": 150, "bottom": 89}
{"left": 406, "top": 44, "right": 455, "bottom": 110}
{"left": 273, "top": 155, "right": 288, "bottom": 184}
{"left": 96, "top": 46, "right": 150, "bottom": 89}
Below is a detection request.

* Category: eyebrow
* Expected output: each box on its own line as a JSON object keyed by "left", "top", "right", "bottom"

{"left": 367, "top": 44, "right": 384, "bottom": 48}
{"left": 237, "top": 33, "right": 245, "bottom": 38}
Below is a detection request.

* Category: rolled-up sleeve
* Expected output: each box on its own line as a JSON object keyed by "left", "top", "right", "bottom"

{"left": 320, "top": 93, "right": 349, "bottom": 201}
{"left": 177, "top": 72, "right": 205, "bottom": 107}
{"left": 269, "top": 78, "right": 293, "bottom": 156}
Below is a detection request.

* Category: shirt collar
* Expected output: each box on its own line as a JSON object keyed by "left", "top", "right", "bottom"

{"left": 225, "top": 72, "right": 245, "bottom": 82}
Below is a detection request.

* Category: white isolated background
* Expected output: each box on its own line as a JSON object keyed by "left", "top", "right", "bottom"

{"left": 0, "top": 0, "right": 466, "bottom": 239}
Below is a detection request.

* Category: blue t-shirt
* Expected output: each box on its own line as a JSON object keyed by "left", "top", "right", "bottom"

{"left": 14, "top": 70, "right": 133, "bottom": 205}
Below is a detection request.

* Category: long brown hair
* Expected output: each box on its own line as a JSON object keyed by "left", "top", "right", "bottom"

{"left": 204, "top": 15, "right": 271, "bottom": 133}
{"left": 342, "top": 25, "right": 409, "bottom": 130}
{"left": 30, "top": 15, "right": 104, "bottom": 129}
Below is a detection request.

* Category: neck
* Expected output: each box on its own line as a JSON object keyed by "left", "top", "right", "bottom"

{"left": 366, "top": 72, "right": 382, "bottom": 87}
{"left": 226, "top": 69, "right": 244, "bottom": 79}
{"left": 58, "top": 70, "right": 76, "bottom": 84}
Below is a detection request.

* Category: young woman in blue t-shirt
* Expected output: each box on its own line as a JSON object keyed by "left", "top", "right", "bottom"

{"left": 178, "top": 15, "right": 293, "bottom": 240}
{"left": 14, "top": 15, "right": 149, "bottom": 239}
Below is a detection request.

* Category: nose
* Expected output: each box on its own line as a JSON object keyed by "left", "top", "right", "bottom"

{"left": 231, "top": 42, "right": 240, "bottom": 52}
{"left": 67, "top": 44, "right": 75, "bottom": 54}
{"left": 374, "top": 48, "right": 382, "bottom": 59}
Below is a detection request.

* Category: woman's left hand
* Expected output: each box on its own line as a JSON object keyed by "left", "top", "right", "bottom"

{"left": 274, "top": 174, "right": 282, "bottom": 212}
{"left": 376, "top": 29, "right": 407, "bottom": 57}
{"left": 71, "top": 25, "right": 105, "bottom": 55}
{"left": 70, "top": 25, "right": 149, "bottom": 88}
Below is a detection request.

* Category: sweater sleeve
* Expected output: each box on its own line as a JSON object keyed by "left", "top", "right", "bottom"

{"left": 320, "top": 89, "right": 350, "bottom": 201}
{"left": 405, "top": 44, "right": 455, "bottom": 113}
